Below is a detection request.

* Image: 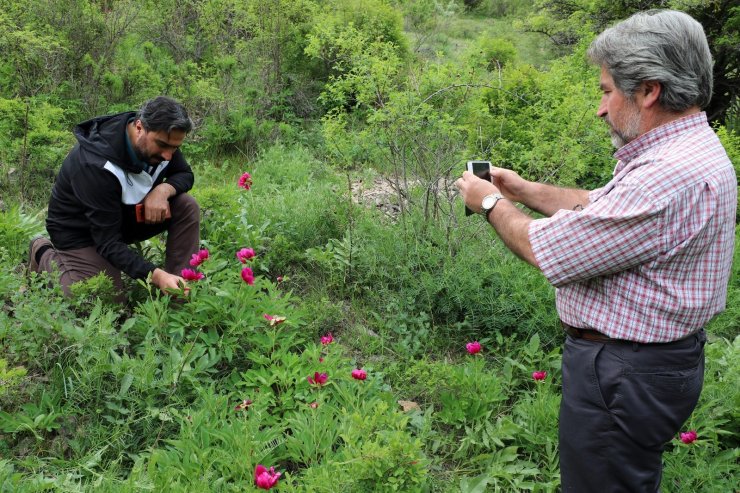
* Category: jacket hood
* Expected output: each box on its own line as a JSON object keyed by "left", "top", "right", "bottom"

{"left": 73, "top": 111, "right": 142, "bottom": 172}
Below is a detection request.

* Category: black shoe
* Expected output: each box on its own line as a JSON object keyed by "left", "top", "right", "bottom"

{"left": 28, "top": 235, "right": 52, "bottom": 273}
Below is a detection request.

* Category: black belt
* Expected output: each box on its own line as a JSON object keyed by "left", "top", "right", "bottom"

{"left": 561, "top": 321, "right": 704, "bottom": 346}
{"left": 561, "top": 322, "right": 616, "bottom": 343}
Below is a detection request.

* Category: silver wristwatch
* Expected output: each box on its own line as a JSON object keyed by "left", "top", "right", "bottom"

{"left": 480, "top": 193, "right": 504, "bottom": 219}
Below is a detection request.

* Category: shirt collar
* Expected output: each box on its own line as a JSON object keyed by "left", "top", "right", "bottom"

{"left": 612, "top": 112, "right": 708, "bottom": 174}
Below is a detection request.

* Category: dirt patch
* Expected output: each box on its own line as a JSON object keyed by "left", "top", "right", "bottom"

{"left": 351, "top": 176, "right": 458, "bottom": 219}
{"left": 350, "top": 177, "right": 408, "bottom": 218}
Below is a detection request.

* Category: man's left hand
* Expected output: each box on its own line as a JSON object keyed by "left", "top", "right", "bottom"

{"left": 142, "top": 184, "right": 175, "bottom": 223}
{"left": 455, "top": 171, "right": 500, "bottom": 213}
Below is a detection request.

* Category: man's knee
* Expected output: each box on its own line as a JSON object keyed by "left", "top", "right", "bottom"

{"left": 171, "top": 193, "right": 199, "bottom": 219}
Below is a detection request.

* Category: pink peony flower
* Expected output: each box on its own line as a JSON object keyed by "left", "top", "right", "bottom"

{"left": 189, "top": 248, "right": 210, "bottom": 267}
{"left": 466, "top": 341, "right": 482, "bottom": 354}
{"left": 254, "top": 464, "right": 280, "bottom": 490}
{"left": 307, "top": 372, "right": 328, "bottom": 386}
{"left": 351, "top": 369, "right": 367, "bottom": 381}
{"left": 276, "top": 276, "right": 284, "bottom": 283}
{"left": 238, "top": 172, "right": 253, "bottom": 190}
{"left": 680, "top": 430, "right": 698, "bottom": 444}
{"left": 321, "top": 333, "right": 334, "bottom": 345}
{"left": 309, "top": 401, "right": 319, "bottom": 409}
{"left": 236, "top": 248, "right": 256, "bottom": 263}
{"left": 532, "top": 371, "right": 548, "bottom": 381}
{"left": 241, "top": 267, "right": 255, "bottom": 285}
{"left": 234, "top": 399, "right": 253, "bottom": 411}
{"left": 181, "top": 268, "right": 204, "bottom": 281}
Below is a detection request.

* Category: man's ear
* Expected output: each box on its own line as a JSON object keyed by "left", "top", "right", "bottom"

{"left": 640, "top": 80, "right": 662, "bottom": 109}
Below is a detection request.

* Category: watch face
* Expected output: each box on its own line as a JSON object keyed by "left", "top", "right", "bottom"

{"left": 482, "top": 196, "right": 496, "bottom": 209}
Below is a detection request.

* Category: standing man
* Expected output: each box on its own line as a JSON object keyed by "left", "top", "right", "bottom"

{"left": 456, "top": 10, "right": 736, "bottom": 492}
{"left": 29, "top": 96, "right": 200, "bottom": 302}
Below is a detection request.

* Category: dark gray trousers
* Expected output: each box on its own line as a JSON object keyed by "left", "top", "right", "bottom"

{"left": 559, "top": 331, "right": 706, "bottom": 492}
{"left": 39, "top": 193, "right": 199, "bottom": 302}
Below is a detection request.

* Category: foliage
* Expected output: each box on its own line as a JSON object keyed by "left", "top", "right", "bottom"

{"left": 1, "top": 0, "right": 738, "bottom": 491}
{"left": 519, "top": 0, "right": 740, "bottom": 126}
{"left": 0, "top": 206, "right": 44, "bottom": 263}
{"left": 0, "top": 98, "right": 72, "bottom": 203}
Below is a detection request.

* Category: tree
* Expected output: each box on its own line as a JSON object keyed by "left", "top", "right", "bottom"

{"left": 521, "top": 0, "right": 740, "bottom": 125}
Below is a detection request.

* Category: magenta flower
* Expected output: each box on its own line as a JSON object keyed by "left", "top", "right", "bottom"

{"left": 321, "top": 333, "right": 334, "bottom": 345}
{"left": 680, "top": 430, "right": 698, "bottom": 444}
{"left": 466, "top": 341, "right": 482, "bottom": 354}
{"left": 241, "top": 266, "right": 255, "bottom": 285}
{"left": 307, "top": 372, "right": 328, "bottom": 386}
{"left": 234, "top": 399, "right": 253, "bottom": 411}
{"left": 532, "top": 371, "right": 548, "bottom": 381}
{"left": 181, "top": 268, "right": 204, "bottom": 281}
{"left": 236, "top": 247, "right": 256, "bottom": 263}
{"left": 189, "top": 248, "right": 210, "bottom": 267}
{"left": 351, "top": 369, "right": 367, "bottom": 381}
{"left": 238, "top": 172, "right": 253, "bottom": 190}
{"left": 277, "top": 276, "right": 284, "bottom": 283}
{"left": 254, "top": 464, "right": 281, "bottom": 490}
{"left": 309, "top": 401, "right": 319, "bottom": 409}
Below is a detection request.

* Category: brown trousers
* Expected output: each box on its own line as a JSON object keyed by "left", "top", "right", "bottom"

{"left": 38, "top": 193, "right": 200, "bottom": 302}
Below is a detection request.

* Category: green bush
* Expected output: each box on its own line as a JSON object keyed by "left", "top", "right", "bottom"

{"left": 0, "top": 98, "right": 72, "bottom": 204}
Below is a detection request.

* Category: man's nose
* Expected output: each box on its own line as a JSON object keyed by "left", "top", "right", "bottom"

{"left": 597, "top": 98, "right": 607, "bottom": 118}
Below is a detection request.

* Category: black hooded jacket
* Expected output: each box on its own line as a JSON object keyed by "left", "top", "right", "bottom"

{"left": 46, "top": 111, "right": 194, "bottom": 280}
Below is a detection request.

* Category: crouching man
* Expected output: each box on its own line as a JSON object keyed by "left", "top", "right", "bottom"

{"left": 29, "top": 96, "right": 200, "bottom": 302}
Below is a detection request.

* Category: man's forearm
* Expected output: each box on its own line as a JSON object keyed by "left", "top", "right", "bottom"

{"left": 520, "top": 182, "right": 590, "bottom": 217}
{"left": 488, "top": 200, "right": 538, "bottom": 268}
{"left": 152, "top": 182, "right": 177, "bottom": 198}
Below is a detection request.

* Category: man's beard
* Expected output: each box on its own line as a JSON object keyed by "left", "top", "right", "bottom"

{"left": 133, "top": 142, "right": 164, "bottom": 165}
{"left": 605, "top": 103, "right": 641, "bottom": 149}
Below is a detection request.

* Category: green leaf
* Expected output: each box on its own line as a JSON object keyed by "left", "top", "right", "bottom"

{"left": 460, "top": 473, "right": 491, "bottom": 493}
{"left": 118, "top": 373, "right": 134, "bottom": 396}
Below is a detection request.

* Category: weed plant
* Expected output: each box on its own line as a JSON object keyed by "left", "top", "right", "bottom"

{"left": 1, "top": 0, "right": 738, "bottom": 488}
{"left": 2, "top": 141, "right": 739, "bottom": 491}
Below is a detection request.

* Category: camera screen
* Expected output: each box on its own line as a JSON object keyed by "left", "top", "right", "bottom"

{"left": 468, "top": 161, "right": 491, "bottom": 180}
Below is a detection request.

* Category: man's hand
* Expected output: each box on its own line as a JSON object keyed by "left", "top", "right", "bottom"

{"left": 151, "top": 268, "right": 189, "bottom": 296}
{"left": 455, "top": 170, "right": 500, "bottom": 213}
{"left": 142, "top": 184, "right": 176, "bottom": 223}
{"left": 489, "top": 167, "right": 530, "bottom": 204}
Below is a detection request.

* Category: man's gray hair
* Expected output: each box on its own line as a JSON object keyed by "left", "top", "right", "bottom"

{"left": 587, "top": 10, "right": 713, "bottom": 111}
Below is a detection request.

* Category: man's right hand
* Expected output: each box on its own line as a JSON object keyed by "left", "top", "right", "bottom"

{"left": 489, "top": 167, "right": 530, "bottom": 204}
{"left": 490, "top": 166, "right": 590, "bottom": 217}
{"left": 151, "top": 268, "right": 189, "bottom": 296}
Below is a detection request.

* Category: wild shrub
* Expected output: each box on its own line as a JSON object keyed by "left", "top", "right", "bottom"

{"left": 0, "top": 98, "right": 71, "bottom": 204}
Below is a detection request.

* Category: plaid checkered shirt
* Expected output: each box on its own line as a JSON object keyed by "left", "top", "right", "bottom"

{"left": 529, "top": 112, "right": 737, "bottom": 342}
